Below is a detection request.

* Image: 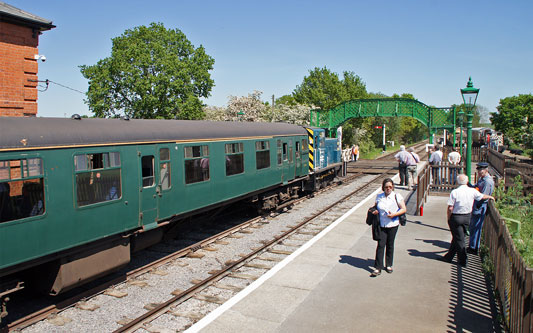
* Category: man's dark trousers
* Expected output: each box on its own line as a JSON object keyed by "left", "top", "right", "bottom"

{"left": 398, "top": 163, "right": 407, "bottom": 186}
{"left": 444, "top": 214, "right": 470, "bottom": 266}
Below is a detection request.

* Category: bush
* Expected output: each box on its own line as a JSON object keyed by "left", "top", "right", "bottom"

{"left": 494, "top": 176, "right": 533, "bottom": 266}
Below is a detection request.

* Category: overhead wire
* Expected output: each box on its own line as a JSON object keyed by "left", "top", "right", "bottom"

{"left": 29, "top": 79, "right": 85, "bottom": 94}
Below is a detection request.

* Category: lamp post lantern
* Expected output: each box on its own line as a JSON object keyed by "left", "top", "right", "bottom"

{"left": 237, "top": 110, "right": 245, "bottom": 121}
{"left": 460, "top": 77, "right": 479, "bottom": 181}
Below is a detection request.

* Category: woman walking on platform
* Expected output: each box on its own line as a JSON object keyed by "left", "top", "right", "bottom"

{"left": 371, "top": 178, "right": 406, "bottom": 277}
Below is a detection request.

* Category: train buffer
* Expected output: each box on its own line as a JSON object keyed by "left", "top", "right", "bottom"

{"left": 188, "top": 180, "right": 501, "bottom": 332}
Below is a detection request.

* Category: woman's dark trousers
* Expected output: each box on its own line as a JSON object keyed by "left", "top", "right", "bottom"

{"left": 444, "top": 214, "right": 470, "bottom": 266}
{"left": 375, "top": 226, "right": 399, "bottom": 269}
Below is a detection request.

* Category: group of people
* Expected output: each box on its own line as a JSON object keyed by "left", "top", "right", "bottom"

{"left": 368, "top": 161, "right": 495, "bottom": 277}
{"left": 428, "top": 144, "right": 463, "bottom": 185}
{"left": 442, "top": 162, "right": 495, "bottom": 266}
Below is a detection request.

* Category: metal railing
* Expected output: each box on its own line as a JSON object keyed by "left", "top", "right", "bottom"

{"left": 415, "top": 164, "right": 431, "bottom": 215}
{"left": 429, "top": 162, "right": 465, "bottom": 193}
{"left": 483, "top": 200, "right": 533, "bottom": 332}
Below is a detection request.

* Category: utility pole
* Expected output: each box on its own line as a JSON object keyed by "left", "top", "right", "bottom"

{"left": 383, "top": 123, "right": 386, "bottom": 151}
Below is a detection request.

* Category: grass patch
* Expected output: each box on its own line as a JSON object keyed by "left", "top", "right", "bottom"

{"left": 360, "top": 145, "right": 401, "bottom": 160}
{"left": 494, "top": 176, "right": 533, "bottom": 267}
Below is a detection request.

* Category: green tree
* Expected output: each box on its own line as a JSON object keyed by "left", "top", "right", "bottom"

{"left": 491, "top": 94, "right": 533, "bottom": 149}
{"left": 275, "top": 95, "right": 298, "bottom": 106}
{"left": 292, "top": 67, "right": 367, "bottom": 110}
{"left": 80, "top": 23, "right": 215, "bottom": 119}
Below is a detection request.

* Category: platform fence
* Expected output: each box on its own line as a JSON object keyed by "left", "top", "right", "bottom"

{"left": 487, "top": 148, "right": 533, "bottom": 196}
{"left": 428, "top": 163, "right": 465, "bottom": 193}
{"left": 483, "top": 201, "right": 533, "bottom": 333}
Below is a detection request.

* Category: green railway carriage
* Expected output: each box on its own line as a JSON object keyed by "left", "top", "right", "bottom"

{"left": 0, "top": 117, "right": 310, "bottom": 299}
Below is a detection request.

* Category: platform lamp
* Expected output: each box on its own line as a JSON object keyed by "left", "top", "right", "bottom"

{"left": 237, "top": 110, "right": 245, "bottom": 121}
{"left": 460, "top": 77, "right": 479, "bottom": 181}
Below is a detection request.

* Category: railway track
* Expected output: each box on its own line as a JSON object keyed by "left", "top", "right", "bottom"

{"left": 8, "top": 141, "right": 427, "bottom": 332}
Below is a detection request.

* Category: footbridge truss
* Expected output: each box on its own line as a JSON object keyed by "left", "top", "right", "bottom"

{"left": 309, "top": 98, "right": 456, "bottom": 143}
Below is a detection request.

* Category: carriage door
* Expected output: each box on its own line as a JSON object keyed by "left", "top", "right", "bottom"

{"left": 138, "top": 146, "right": 159, "bottom": 227}
{"left": 287, "top": 139, "right": 295, "bottom": 179}
{"left": 278, "top": 138, "right": 294, "bottom": 184}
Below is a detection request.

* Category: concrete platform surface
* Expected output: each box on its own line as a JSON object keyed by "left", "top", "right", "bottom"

{"left": 187, "top": 182, "right": 501, "bottom": 332}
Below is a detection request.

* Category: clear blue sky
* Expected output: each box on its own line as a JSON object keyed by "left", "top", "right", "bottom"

{"left": 8, "top": 0, "right": 533, "bottom": 119}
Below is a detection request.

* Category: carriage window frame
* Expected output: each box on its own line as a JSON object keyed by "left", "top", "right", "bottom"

{"left": 0, "top": 157, "right": 46, "bottom": 223}
{"left": 277, "top": 140, "right": 282, "bottom": 165}
{"left": 255, "top": 140, "right": 270, "bottom": 170}
{"left": 225, "top": 142, "right": 244, "bottom": 176}
{"left": 159, "top": 148, "right": 171, "bottom": 191}
{"left": 74, "top": 152, "right": 122, "bottom": 208}
{"left": 302, "top": 139, "right": 308, "bottom": 152}
{"left": 184, "top": 145, "right": 210, "bottom": 184}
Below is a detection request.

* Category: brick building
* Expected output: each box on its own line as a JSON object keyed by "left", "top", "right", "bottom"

{"left": 0, "top": 2, "right": 54, "bottom": 117}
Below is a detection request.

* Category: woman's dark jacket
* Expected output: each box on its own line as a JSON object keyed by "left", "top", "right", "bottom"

{"left": 366, "top": 207, "right": 381, "bottom": 241}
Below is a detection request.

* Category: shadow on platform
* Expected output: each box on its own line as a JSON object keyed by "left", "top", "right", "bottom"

{"left": 446, "top": 254, "right": 502, "bottom": 333}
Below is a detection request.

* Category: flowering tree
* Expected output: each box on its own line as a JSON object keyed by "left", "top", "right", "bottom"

{"left": 224, "top": 90, "right": 267, "bottom": 122}
{"left": 203, "top": 90, "right": 312, "bottom": 125}
{"left": 263, "top": 103, "right": 310, "bottom": 125}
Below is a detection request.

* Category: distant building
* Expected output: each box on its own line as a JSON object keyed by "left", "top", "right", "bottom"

{"left": 0, "top": 2, "right": 54, "bottom": 117}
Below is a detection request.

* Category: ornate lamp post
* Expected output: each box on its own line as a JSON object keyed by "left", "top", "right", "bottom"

{"left": 460, "top": 77, "right": 479, "bottom": 181}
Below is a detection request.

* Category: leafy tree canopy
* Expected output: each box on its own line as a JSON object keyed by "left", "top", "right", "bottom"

{"left": 491, "top": 94, "right": 533, "bottom": 149}
{"left": 80, "top": 22, "right": 214, "bottom": 119}
{"left": 292, "top": 67, "right": 368, "bottom": 110}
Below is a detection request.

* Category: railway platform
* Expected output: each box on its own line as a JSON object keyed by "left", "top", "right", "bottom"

{"left": 187, "top": 168, "right": 501, "bottom": 332}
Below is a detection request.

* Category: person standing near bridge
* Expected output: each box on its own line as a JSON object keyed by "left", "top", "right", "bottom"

{"left": 467, "top": 162, "right": 495, "bottom": 255}
{"left": 429, "top": 145, "right": 443, "bottom": 185}
{"left": 447, "top": 147, "right": 461, "bottom": 184}
{"left": 407, "top": 147, "right": 420, "bottom": 189}
{"left": 370, "top": 178, "right": 406, "bottom": 276}
{"left": 442, "top": 174, "right": 494, "bottom": 267}
{"left": 394, "top": 145, "right": 409, "bottom": 186}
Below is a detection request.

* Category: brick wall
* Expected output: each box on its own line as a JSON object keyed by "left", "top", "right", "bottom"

{"left": 0, "top": 21, "right": 40, "bottom": 117}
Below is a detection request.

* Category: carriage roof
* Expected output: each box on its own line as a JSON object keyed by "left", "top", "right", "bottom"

{"left": 0, "top": 117, "right": 308, "bottom": 151}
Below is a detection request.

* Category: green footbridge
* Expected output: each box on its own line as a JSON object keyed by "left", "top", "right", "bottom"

{"left": 309, "top": 98, "right": 456, "bottom": 144}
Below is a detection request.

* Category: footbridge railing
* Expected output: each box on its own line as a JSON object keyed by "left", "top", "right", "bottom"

{"left": 309, "top": 98, "right": 456, "bottom": 143}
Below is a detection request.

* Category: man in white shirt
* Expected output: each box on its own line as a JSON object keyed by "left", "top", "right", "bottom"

{"left": 407, "top": 147, "right": 420, "bottom": 189}
{"left": 394, "top": 145, "right": 410, "bottom": 186}
{"left": 441, "top": 174, "right": 494, "bottom": 267}
{"left": 447, "top": 147, "right": 461, "bottom": 184}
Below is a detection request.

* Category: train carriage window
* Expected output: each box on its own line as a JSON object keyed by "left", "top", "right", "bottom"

{"left": 184, "top": 145, "right": 209, "bottom": 184}
{"left": 0, "top": 158, "right": 45, "bottom": 223}
{"left": 225, "top": 143, "right": 244, "bottom": 176}
{"left": 302, "top": 139, "right": 308, "bottom": 152}
{"left": 75, "top": 152, "right": 121, "bottom": 207}
{"left": 277, "top": 140, "right": 282, "bottom": 165}
{"left": 255, "top": 141, "right": 270, "bottom": 170}
{"left": 159, "top": 148, "right": 171, "bottom": 190}
{"left": 109, "top": 152, "right": 121, "bottom": 167}
{"left": 295, "top": 141, "right": 301, "bottom": 159}
{"left": 0, "top": 161, "right": 9, "bottom": 180}
{"left": 283, "top": 143, "right": 288, "bottom": 161}
{"left": 141, "top": 156, "right": 154, "bottom": 187}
